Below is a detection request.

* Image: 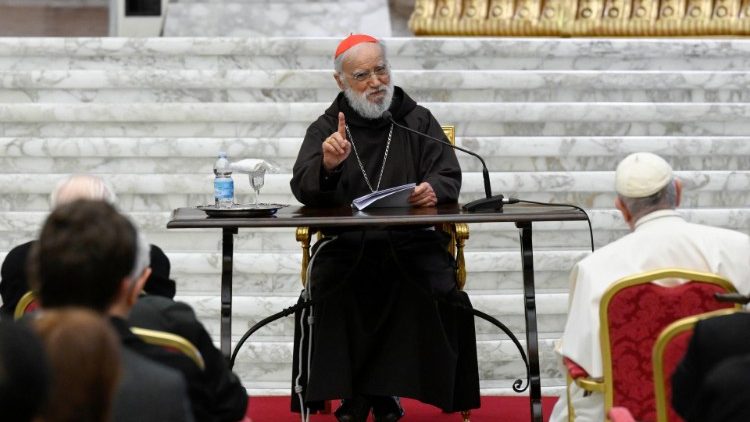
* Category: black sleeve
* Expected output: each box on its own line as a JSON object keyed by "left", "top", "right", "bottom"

{"left": 290, "top": 116, "right": 346, "bottom": 206}
{"left": 0, "top": 242, "right": 33, "bottom": 318}
{"left": 130, "top": 298, "right": 248, "bottom": 422}
{"left": 671, "top": 321, "right": 704, "bottom": 420}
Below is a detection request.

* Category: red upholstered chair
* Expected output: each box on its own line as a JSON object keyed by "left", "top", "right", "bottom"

{"left": 566, "top": 268, "right": 740, "bottom": 422}
{"left": 652, "top": 308, "right": 738, "bottom": 422}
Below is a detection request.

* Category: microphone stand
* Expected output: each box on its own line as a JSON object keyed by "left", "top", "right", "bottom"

{"left": 382, "top": 111, "right": 509, "bottom": 212}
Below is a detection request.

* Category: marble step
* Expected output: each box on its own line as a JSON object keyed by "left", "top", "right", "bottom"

{"left": 3, "top": 38, "right": 750, "bottom": 71}
{"left": 0, "top": 136, "right": 747, "bottom": 175}
{"left": 230, "top": 338, "right": 562, "bottom": 388}
{"left": 3, "top": 70, "right": 750, "bottom": 104}
{"left": 6, "top": 87, "right": 750, "bottom": 104}
{"left": 5, "top": 103, "right": 750, "bottom": 138}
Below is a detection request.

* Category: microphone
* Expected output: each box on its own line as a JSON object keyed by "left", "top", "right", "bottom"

{"left": 381, "top": 110, "right": 512, "bottom": 212}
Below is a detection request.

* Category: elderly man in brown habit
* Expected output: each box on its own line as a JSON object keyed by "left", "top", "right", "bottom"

{"left": 289, "top": 34, "right": 481, "bottom": 422}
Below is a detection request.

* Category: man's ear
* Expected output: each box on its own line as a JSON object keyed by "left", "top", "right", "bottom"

{"left": 334, "top": 73, "right": 345, "bottom": 91}
{"left": 126, "top": 267, "right": 151, "bottom": 306}
{"left": 615, "top": 196, "right": 634, "bottom": 228}
{"left": 674, "top": 178, "right": 682, "bottom": 208}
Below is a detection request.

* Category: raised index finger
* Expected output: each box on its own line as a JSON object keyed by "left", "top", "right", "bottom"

{"left": 337, "top": 112, "right": 346, "bottom": 138}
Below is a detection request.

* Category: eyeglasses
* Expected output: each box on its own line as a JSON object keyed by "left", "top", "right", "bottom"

{"left": 349, "top": 65, "right": 390, "bottom": 82}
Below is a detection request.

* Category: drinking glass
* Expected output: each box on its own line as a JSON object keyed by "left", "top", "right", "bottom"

{"left": 250, "top": 170, "right": 265, "bottom": 205}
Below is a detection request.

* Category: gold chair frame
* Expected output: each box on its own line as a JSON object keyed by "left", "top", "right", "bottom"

{"left": 652, "top": 307, "right": 739, "bottom": 422}
{"left": 14, "top": 290, "right": 38, "bottom": 320}
{"left": 569, "top": 268, "right": 739, "bottom": 421}
{"left": 131, "top": 326, "right": 206, "bottom": 371}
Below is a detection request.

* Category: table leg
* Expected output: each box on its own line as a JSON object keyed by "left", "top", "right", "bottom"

{"left": 221, "top": 227, "right": 238, "bottom": 359}
{"left": 516, "top": 222, "right": 543, "bottom": 422}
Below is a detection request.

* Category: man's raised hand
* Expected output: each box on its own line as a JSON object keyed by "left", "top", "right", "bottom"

{"left": 322, "top": 112, "right": 352, "bottom": 171}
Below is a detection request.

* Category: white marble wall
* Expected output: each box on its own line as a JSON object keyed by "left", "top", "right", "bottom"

{"left": 164, "top": 0, "right": 393, "bottom": 37}
{"left": 1, "top": 37, "right": 749, "bottom": 398}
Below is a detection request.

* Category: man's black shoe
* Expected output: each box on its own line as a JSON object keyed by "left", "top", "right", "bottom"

{"left": 334, "top": 396, "right": 371, "bottom": 422}
{"left": 371, "top": 396, "right": 404, "bottom": 422}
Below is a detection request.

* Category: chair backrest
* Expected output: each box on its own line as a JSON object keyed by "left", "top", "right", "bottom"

{"left": 600, "top": 268, "right": 740, "bottom": 421}
{"left": 652, "top": 308, "right": 739, "bottom": 422}
{"left": 130, "top": 326, "right": 205, "bottom": 371}
{"left": 14, "top": 290, "right": 40, "bottom": 320}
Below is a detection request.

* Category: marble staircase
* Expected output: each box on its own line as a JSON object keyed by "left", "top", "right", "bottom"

{"left": 1, "top": 37, "right": 749, "bottom": 399}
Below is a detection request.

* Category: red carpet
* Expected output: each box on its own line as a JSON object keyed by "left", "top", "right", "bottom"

{"left": 248, "top": 396, "right": 557, "bottom": 422}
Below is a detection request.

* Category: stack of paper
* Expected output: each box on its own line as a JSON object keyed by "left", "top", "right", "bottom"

{"left": 351, "top": 183, "right": 416, "bottom": 211}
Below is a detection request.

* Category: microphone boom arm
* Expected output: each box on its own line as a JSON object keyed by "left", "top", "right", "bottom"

{"left": 382, "top": 111, "right": 508, "bottom": 212}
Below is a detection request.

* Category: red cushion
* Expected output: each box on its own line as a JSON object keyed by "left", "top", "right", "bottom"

{"left": 563, "top": 357, "right": 589, "bottom": 379}
{"left": 608, "top": 406, "right": 637, "bottom": 422}
{"left": 606, "top": 282, "right": 733, "bottom": 421}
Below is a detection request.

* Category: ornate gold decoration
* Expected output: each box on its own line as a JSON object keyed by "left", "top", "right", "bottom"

{"left": 409, "top": 0, "right": 750, "bottom": 35}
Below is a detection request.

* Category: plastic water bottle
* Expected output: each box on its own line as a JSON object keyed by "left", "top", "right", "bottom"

{"left": 213, "top": 152, "right": 234, "bottom": 208}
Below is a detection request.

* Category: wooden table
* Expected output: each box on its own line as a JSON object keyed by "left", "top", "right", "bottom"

{"left": 168, "top": 203, "right": 588, "bottom": 422}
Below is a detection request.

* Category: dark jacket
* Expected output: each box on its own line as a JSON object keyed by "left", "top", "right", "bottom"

{"left": 111, "top": 316, "right": 214, "bottom": 422}
{"left": 672, "top": 312, "right": 750, "bottom": 421}
{"left": 129, "top": 295, "right": 248, "bottom": 422}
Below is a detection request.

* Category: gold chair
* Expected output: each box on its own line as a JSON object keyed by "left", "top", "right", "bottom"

{"left": 14, "top": 290, "right": 40, "bottom": 320}
{"left": 652, "top": 308, "right": 739, "bottom": 422}
{"left": 131, "top": 326, "right": 206, "bottom": 371}
{"left": 295, "top": 125, "right": 472, "bottom": 421}
{"left": 565, "top": 268, "right": 741, "bottom": 421}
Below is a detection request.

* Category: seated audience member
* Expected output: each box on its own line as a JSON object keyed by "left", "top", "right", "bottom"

{"left": 31, "top": 308, "right": 121, "bottom": 422}
{"left": 28, "top": 199, "right": 196, "bottom": 422}
{"left": 672, "top": 310, "right": 750, "bottom": 421}
{"left": 0, "top": 320, "right": 50, "bottom": 422}
{"left": 129, "top": 244, "right": 249, "bottom": 422}
{"left": 683, "top": 354, "right": 750, "bottom": 422}
{"left": 549, "top": 152, "right": 750, "bottom": 422}
{"left": 0, "top": 174, "right": 175, "bottom": 319}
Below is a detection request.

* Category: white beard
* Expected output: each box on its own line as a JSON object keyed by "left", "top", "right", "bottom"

{"left": 343, "top": 80, "right": 395, "bottom": 120}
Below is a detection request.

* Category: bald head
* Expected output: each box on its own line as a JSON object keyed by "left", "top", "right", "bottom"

{"left": 50, "top": 175, "right": 116, "bottom": 208}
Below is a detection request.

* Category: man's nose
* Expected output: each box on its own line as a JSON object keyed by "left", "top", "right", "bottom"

{"left": 366, "top": 74, "right": 382, "bottom": 86}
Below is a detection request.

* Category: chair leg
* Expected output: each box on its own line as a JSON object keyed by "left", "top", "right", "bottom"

{"left": 460, "top": 409, "right": 471, "bottom": 421}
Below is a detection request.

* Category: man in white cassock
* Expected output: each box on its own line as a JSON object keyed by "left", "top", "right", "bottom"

{"left": 549, "top": 152, "right": 750, "bottom": 421}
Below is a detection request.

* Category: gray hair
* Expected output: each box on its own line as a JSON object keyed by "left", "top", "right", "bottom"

{"left": 50, "top": 175, "right": 117, "bottom": 209}
{"left": 618, "top": 179, "right": 678, "bottom": 221}
{"left": 334, "top": 39, "right": 388, "bottom": 74}
{"left": 127, "top": 230, "right": 150, "bottom": 283}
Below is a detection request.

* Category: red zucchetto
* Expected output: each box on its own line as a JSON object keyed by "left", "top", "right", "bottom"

{"left": 334, "top": 34, "right": 378, "bottom": 58}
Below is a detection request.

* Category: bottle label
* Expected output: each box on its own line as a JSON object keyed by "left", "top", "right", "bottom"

{"left": 214, "top": 178, "right": 234, "bottom": 201}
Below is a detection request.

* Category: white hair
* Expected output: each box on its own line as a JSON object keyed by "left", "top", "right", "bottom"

{"left": 50, "top": 175, "right": 117, "bottom": 209}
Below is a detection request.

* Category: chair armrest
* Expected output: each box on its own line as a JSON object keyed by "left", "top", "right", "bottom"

{"left": 563, "top": 357, "right": 605, "bottom": 393}
{"left": 296, "top": 226, "right": 312, "bottom": 286}
{"left": 439, "top": 222, "right": 469, "bottom": 290}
